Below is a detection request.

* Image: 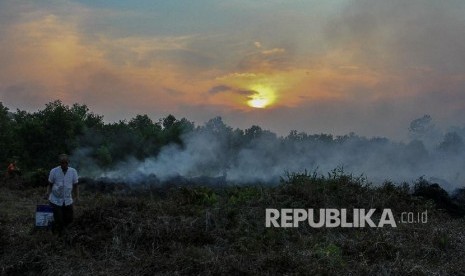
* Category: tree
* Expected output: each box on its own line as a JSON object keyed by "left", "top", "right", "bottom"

{"left": 409, "top": 115, "right": 435, "bottom": 139}
{"left": 162, "top": 114, "right": 177, "bottom": 129}
{"left": 12, "top": 100, "right": 104, "bottom": 169}
{"left": 245, "top": 125, "right": 263, "bottom": 141}
{"left": 0, "top": 102, "right": 14, "bottom": 164}
{"left": 95, "top": 145, "right": 113, "bottom": 168}
{"left": 128, "top": 114, "right": 162, "bottom": 158}
{"left": 160, "top": 115, "right": 194, "bottom": 146}
{"left": 204, "top": 117, "right": 232, "bottom": 135}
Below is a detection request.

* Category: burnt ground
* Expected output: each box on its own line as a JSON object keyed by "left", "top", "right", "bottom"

{"left": 1, "top": 172, "right": 465, "bottom": 275}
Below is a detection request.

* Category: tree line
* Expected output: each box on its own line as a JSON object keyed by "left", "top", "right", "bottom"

{"left": 1, "top": 100, "right": 464, "bottom": 179}
{"left": 0, "top": 100, "right": 194, "bottom": 171}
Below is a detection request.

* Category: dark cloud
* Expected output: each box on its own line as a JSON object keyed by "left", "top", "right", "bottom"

{"left": 208, "top": 85, "right": 231, "bottom": 94}
{"left": 208, "top": 85, "right": 255, "bottom": 97}
{"left": 236, "top": 89, "right": 255, "bottom": 96}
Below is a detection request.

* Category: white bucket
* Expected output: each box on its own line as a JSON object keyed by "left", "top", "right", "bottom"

{"left": 35, "top": 204, "right": 54, "bottom": 228}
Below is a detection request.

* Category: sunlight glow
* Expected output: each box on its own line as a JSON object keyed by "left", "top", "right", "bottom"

{"left": 247, "top": 85, "right": 276, "bottom": 109}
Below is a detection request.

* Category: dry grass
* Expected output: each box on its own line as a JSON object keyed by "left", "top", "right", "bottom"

{"left": 1, "top": 171, "right": 465, "bottom": 275}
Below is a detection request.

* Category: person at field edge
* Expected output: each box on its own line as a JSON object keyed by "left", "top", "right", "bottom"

{"left": 7, "top": 160, "right": 21, "bottom": 178}
{"left": 46, "top": 154, "right": 79, "bottom": 235}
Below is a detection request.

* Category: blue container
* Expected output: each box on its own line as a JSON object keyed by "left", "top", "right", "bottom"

{"left": 35, "top": 204, "right": 54, "bottom": 228}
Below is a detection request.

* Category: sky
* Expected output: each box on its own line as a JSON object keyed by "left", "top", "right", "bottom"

{"left": 1, "top": 0, "right": 465, "bottom": 140}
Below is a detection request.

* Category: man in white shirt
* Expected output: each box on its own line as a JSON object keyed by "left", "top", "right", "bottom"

{"left": 46, "top": 154, "right": 79, "bottom": 235}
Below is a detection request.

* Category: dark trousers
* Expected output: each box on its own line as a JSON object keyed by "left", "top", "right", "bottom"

{"left": 7, "top": 170, "right": 21, "bottom": 178}
{"left": 50, "top": 203, "right": 73, "bottom": 234}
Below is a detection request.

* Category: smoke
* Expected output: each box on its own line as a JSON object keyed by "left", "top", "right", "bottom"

{"left": 73, "top": 116, "right": 465, "bottom": 191}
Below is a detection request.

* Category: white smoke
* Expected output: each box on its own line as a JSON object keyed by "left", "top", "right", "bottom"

{"left": 74, "top": 116, "right": 465, "bottom": 191}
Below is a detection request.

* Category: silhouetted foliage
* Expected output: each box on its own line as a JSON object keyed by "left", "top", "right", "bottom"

{"left": 0, "top": 103, "right": 14, "bottom": 165}
{"left": 409, "top": 114, "right": 434, "bottom": 135}
{"left": 1, "top": 100, "right": 465, "bottom": 188}
{"left": 0, "top": 101, "right": 195, "bottom": 171}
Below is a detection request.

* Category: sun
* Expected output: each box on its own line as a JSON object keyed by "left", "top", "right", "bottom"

{"left": 248, "top": 98, "right": 269, "bottom": 108}
{"left": 247, "top": 85, "right": 276, "bottom": 109}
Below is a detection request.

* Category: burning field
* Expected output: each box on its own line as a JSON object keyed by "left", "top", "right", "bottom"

{"left": 2, "top": 171, "right": 465, "bottom": 275}
{"left": 2, "top": 103, "right": 465, "bottom": 274}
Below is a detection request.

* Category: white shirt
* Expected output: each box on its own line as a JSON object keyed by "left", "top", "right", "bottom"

{"left": 48, "top": 166, "right": 79, "bottom": 206}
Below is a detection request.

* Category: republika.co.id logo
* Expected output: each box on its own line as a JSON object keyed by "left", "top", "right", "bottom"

{"left": 265, "top": 208, "right": 428, "bottom": 228}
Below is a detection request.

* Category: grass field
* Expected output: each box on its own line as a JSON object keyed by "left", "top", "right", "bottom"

{"left": 1, "top": 171, "right": 465, "bottom": 275}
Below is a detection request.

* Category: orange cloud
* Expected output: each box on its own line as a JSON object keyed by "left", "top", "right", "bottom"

{"left": 0, "top": 10, "right": 218, "bottom": 117}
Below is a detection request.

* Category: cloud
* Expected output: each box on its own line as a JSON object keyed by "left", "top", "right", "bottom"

{"left": 208, "top": 85, "right": 232, "bottom": 94}
{"left": 0, "top": 2, "right": 218, "bottom": 117}
{"left": 261, "top": 48, "right": 286, "bottom": 55}
{"left": 238, "top": 45, "right": 293, "bottom": 72}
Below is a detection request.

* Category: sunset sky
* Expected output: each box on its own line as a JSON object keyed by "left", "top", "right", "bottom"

{"left": 1, "top": 0, "right": 465, "bottom": 140}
